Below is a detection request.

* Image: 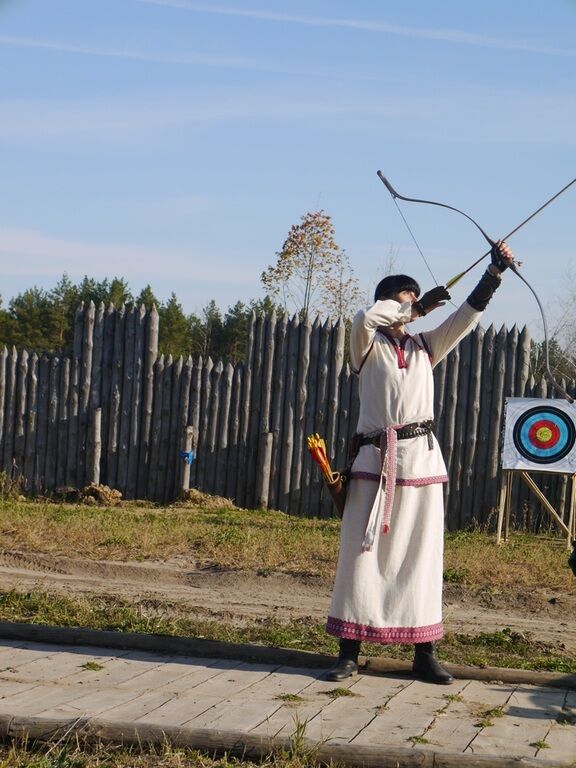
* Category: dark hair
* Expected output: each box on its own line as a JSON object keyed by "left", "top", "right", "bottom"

{"left": 374, "top": 274, "right": 420, "bottom": 303}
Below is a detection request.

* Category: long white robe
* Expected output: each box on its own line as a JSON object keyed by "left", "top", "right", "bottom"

{"left": 326, "top": 298, "right": 481, "bottom": 644}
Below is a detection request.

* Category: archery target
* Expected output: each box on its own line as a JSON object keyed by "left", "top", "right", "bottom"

{"left": 502, "top": 398, "right": 576, "bottom": 473}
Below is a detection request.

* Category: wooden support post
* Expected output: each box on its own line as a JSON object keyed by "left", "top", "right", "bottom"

{"left": 496, "top": 469, "right": 512, "bottom": 544}
{"left": 519, "top": 471, "right": 571, "bottom": 538}
{"left": 567, "top": 474, "right": 576, "bottom": 548}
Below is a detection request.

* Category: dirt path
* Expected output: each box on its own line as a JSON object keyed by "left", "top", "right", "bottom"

{"left": 0, "top": 550, "right": 574, "bottom": 652}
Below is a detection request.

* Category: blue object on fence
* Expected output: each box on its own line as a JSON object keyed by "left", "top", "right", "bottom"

{"left": 179, "top": 449, "right": 196, "bottom": 465}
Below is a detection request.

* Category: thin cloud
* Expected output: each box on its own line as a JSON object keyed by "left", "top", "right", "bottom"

{"left": 0, "top": 34, "right": 256, "bottom": 68}
{"left": 0, "top": 93, "right": 424, "bottom": 142}
{"left": 1, "top": 88, "right": 574, "bottom": 146}
{"left": 139, "top": 0, "right": 576, "bottom": 57}
{"left": 0, "top": 227, "right": 254, "bottom": 284}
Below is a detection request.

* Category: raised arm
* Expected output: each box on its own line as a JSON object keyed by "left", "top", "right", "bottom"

{"left": 350, "top": 300, "right": 412, "bottom": 372}
{"left": 420, "top": 241, "right": 515, "bottom": 366}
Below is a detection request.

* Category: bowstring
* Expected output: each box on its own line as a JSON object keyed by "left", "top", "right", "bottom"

{"left": 391, "top": 197, "right": 438, "bottom": 285}
{"left": 391, "top": 197, "right": 459, "bottom": 308}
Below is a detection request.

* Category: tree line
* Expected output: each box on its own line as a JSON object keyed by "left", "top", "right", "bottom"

{"left": 0, "top": 209, "right": 363, "bottom": 362}
{"left": 0, "top": 273, "right": 277, "bottom": 362}
{"left": 2, "top": 205, "right": 574, "bottom": 383}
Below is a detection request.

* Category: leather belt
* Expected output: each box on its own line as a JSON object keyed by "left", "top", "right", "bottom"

{"left": 358, "top": 420, "right": 434, "bottom": 447}
{"left": 358, "top": 418, "right": 436, "bottom": 550}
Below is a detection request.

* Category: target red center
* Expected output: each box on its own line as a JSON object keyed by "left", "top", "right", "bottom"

{"left": 528, "top": 420, "right": 560, "bottom": 448}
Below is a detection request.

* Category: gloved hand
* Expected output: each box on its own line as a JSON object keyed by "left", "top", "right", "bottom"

{"left": 491, "top": 240, "right": 514, "bottom": 272}
{"left": 414, "top": 285, "right": 451, "bottom": 316}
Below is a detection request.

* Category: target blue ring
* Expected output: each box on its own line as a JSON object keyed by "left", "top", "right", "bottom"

{"left": 513, "top": 406, "right": 576, "bottom": 464}
{"left": 518, "top": 413, "right": 568, "bottom": 458}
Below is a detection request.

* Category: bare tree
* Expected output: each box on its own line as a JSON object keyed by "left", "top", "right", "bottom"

{"left": 261, "top": 209, "right": 361, "bottom": 320}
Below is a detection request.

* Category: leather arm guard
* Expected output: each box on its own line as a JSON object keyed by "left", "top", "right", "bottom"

{"left": 466, "top": 268, "right": 502, "bottom": 311}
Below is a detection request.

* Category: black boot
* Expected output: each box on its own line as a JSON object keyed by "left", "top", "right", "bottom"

{"left": 325, "top": 638, "right": 360, "bottom": 681}
{"left": 413, "top": 642, "right": 454, "bottom": 685}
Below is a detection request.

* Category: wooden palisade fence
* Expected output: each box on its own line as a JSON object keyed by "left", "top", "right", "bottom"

{"left": 0, "top": 301, "right": 574, "bottom": 532}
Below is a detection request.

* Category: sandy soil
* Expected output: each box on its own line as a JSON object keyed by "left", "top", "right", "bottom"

{"left": 0, "top": 550, "right": 574, "bottom": 653}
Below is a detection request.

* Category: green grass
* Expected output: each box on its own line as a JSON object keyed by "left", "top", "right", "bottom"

{"left": 530, "top": 740, "right": 550, "bottom": 750}
{"left": 275, "top": 694, "right": 305, "bottom": 704}
{"left": 79, "top": 660, "right": 104, "bottom": 671}
{"left": 0, "top": 499, "right": 574, "bottom": 673}
{"left": 474, "top": 705, "right": 506, "bottom": 728}
{"left": 0, "top": 499, "right": 340, "bottom": 578}
{"left": 0, "top": 587, "right": 574, "bottom": 674}
{"left": 0, "top": 499, "right": 573, "bottom": 591}
{"left": 0, "top": 739, "right": 323, "bottom": 768}
{"left": 322, "top": 687, "right": 357, "bottom": 698}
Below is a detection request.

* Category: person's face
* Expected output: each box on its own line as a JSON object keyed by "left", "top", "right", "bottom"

{"left": 390, "top": 289, "right": 418, "bottom": 305}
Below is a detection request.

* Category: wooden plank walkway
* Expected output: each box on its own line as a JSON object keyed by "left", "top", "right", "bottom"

{"left": 0, "top": 639, "right": 574, "bottom": 767}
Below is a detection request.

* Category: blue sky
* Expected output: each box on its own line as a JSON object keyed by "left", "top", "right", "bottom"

{"left": 1, "top": 0, "right": 575, "bottom": 337}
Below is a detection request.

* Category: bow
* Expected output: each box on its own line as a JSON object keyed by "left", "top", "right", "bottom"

{"left": 377, "top": 170, "right": 576, "bottom": 402}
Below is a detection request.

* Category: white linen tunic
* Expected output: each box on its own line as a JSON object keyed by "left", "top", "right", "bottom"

{"left": 326, "top": 298, "right": 481, "bottom": 644}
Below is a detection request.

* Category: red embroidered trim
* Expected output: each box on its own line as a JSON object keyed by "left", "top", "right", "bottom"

{"left": 397, "top": 475, "right": 449, "bottom": 486}
{"left": 350, "top": 471, "right": 448, "bottom": 485}
{"left": 394, "top": 338, "right": 407, "bottom": 369}
{"left": 326, "top": 616, "right": 444, "bottom": 644}
{"left": 375, "top": 329, "right": 432, "bottom": 369}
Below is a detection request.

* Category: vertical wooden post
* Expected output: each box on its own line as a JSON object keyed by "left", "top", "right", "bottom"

{"left": 66, "top": 356, "right": 80, "bottom": 486}
{"left": 180, "top": 426, "right": 194, "bottom": 496}
{"left": 0, "top": 347, "right": 7, "bottom": 461}
{"left": 441, "top": 346, "right": 460, "bottom": 526}
{"left": 314, "top": 319, "right": 332, "bottom": 518}
{"left": 2, "top": 347, "right": 17, "bottom": 475}
{"left": 87, "top": 408, "right": 102, "bottom": 485}
{"left": 117, "top": 306, "right": 135, "bottom": 497}
{"left": 205, "top": 360, "right": 223, "bottom": 495}
{"left": 301, "top": 317, "right": 322, "bottom": 518}
{"left": 278, "top": 316, "right": 299, "bottom": 513}
{"left": 147, "top": 355, "right": 165, "bottom": 501}
{"left": 45, "top": 356, "right": 60, "bottom": 491}
{"left": 189, "top": 356, "right": 202, "bottom": 488}
{"left": 33, "top": 355, "right": 49, "bottom": 494}
{"left": 236, "top": 314, "right": 255, "bottom": 506}
{"left": 256, "top": 432, "right": 273, "bottom": 509}
{"left": 289, "top": 316, "right": 311, "bottom": 515}
{"left": 215, "top": 362, "right": 234, "bottom": 498}
{"left": 158, "top": 355, "right": 174, "bottom": 503}
{"left": 13, "top": 349, "right": 29, "bottom": 481}
{"left": 106, "top": 305, "right": 125, "bottom": 490}
{"left": 460, "top": 327, "right": 484, "bottom": 527}
{"left": 196, "top": 356, "right": 213, "bottom": 493}
{"left": 225, "top": 362, "right": 242, "bottom": 501}
{"left": 78, "top": 301, "right": 95, "bottom": 488}
{"left": 90, "top": 302, "right": 105, "bottom": 415}
{"left": 485, "top": 326, "right": 507, "bottom": 514}
{"left": 127, "top": 304, "right": 146, "bottom": 499}
{"left": 267, "top": 314, "right": 288, "bottom": 511}
{"left": 245, "top": 314, "right": 265, "bottom": 508}
{"left": 175, "top": 356, "right": 193, "bottom": 498}
{"left": 164, "top": 356, "right": 183, "bottom": 501}
{"left": 137, "top": 304, "right": 159, "bottom": 497}
{"left": 99, "top": 303, "right": 116, "bottom": 481}
{"left": 473, "top": 325, "right": 495, "bottom": 525}
{"left": 24, "top": 353, "right": 38, "bottom": 492}
{"left": 56, "top": 357, "right": 70, "bottom": 490}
